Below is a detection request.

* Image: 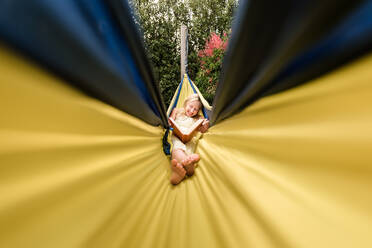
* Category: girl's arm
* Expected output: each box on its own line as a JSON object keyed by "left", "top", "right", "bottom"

{"left": 168, "top": 108, "right": 178, "bottom": 125}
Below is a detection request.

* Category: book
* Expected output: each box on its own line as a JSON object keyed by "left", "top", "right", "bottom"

{"left": 169, "top": 117, "right": 203, "bottom": 143}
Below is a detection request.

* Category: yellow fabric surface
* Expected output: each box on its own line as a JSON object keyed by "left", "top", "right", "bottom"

{"left": 199, "top": 53, "right": 372, "bottom": 247}
{"left": 0, "top": 46, "right": 168, "bottom": 247}
{"left": 1, "top": 44, "right": 372, "bottom": 248}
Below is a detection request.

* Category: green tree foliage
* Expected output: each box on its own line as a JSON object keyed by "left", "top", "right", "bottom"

{"left": 130, "top": 0, "right": 237, "bottom": 106}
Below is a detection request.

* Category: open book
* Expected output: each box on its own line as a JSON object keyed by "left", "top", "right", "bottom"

{"left": 169, "top": 117, "right": 203, "bottom": 143}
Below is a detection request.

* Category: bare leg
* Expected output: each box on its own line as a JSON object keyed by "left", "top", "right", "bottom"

{"left": 182, "top": 153, "right": 200, "bottom": 176}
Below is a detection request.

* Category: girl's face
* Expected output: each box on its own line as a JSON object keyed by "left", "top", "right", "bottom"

{"left": 185, "top": 101, "right": 201, "bottom": 117}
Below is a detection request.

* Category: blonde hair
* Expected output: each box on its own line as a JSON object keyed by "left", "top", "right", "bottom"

{"left": 183, "top": 94, "right": 201, "bottom": 108}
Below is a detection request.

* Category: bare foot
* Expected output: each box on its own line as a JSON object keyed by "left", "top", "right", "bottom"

{"left": 182, "top": 154, "right": 200, "bottom": 177}
{"left": 170, "top": 159, "right": 186, "bottom": 185}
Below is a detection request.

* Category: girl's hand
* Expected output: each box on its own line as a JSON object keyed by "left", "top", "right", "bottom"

{"left": 199, "top": 119, "right": 209, "bottom": 133}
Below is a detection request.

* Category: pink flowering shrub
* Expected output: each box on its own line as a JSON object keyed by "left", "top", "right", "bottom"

{"left": 198, "top": 32, "right": 228, "bottom": 57}
{"left": 195, "top": 32, "right": 228, "bottom": 103}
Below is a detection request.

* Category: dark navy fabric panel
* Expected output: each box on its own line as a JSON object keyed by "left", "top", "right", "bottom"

{"left": 162, "top": 128, "right": 171, "bottom": 156}
{"left": 266, "top": 0, "right": 372, "bottom": 95}
{"left": 107, "top": 0, "right": 168, "bottom": 126}
{"left": 211, "top": 0, "right": 371, "bottom": 125}
{"left": 0, "top": 0, "right": 166, "bottom": 126}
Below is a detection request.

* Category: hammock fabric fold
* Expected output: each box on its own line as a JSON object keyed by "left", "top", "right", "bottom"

{"left": 1, "top": 0, "right": 372, "bottom": 247}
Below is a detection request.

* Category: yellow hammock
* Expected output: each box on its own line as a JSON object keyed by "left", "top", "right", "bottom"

{"left": 165, "top": 74, "right": 212, "bottom": 156}
{"left": 1, "top": 44, "right": 372, "bottom": 248}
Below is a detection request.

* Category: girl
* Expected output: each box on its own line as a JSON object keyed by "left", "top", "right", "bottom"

{"left": 168, "top": 94, "right": 209, "bottom": 185}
